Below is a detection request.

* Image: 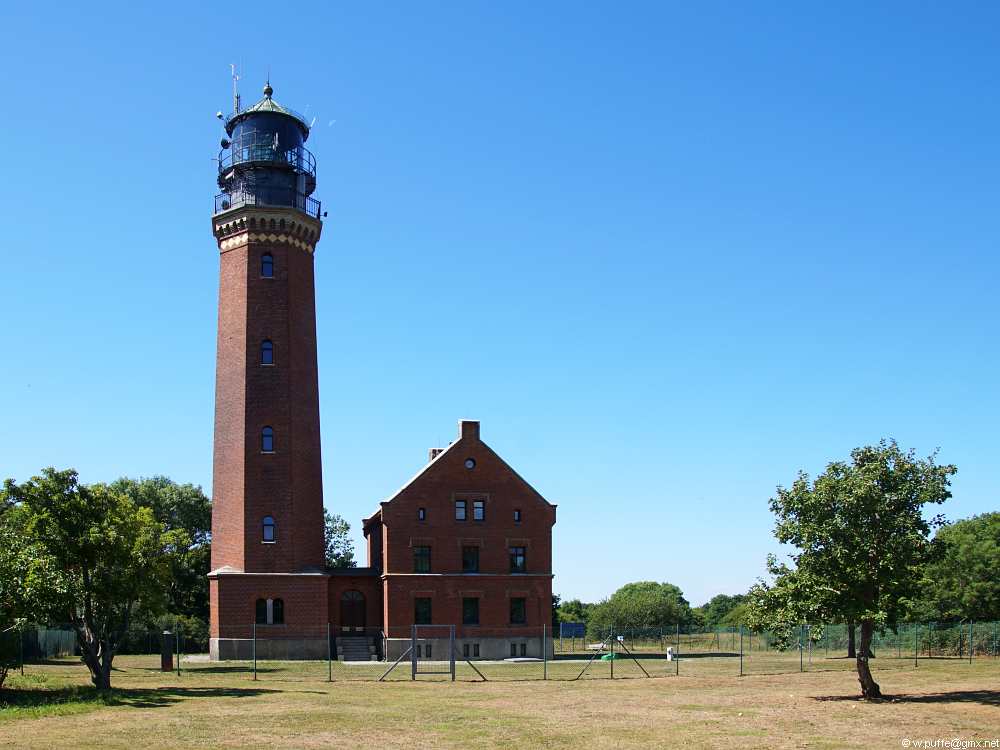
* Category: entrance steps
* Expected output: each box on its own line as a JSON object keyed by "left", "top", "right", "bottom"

{"left": 336, "top": 636, "right": 377, "bottom": 661}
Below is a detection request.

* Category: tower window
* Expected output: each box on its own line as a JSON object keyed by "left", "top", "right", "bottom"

{"left": 509, "top": 597, "right": 526, "bottom": 624}
{"left": 262, "top": 254, "right": 273, "bottom": 277}
{"left": 462, "top": 598, "right": 479, "bottom": 625}
{"left": 262, "top": 516, "right": 274, "bottom": 542}
{"left": 418, "top": 508, "right": 425, "bottom": 521}
{"left": 255, "top": 598, "right": 267, "bottom": 624}
{"left": 455, "top": 500, "right": 466, "bottom": 521}
{"left": 462, "top": 546, "right": 479, "bottom": 573}
{"left": 414, "top": 598, "right": 432, "bottom": 625}
{"left": 261, "top": 341, "right": 273, "bottom": 365}
{"left": 262, "top": 427, "right": 274, "bottom": 452}
{"left": 272, "top": 598, "right": 284, "bottom": 624}
{"left": 414, "top": 546, "right": 431, "bottom": 573}
{"left": 509, "top": 547, "right": 526, "bottom": 574}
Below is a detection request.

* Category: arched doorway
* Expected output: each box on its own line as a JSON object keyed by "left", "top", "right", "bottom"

{"left": 340, "top": 590, "right": 366, "bottom": 632}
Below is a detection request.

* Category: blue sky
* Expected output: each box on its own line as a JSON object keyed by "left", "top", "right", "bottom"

{"left": 2, "top": 1, "right": 996, "bottom": 607}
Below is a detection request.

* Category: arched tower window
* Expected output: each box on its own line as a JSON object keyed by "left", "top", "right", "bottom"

{"left": 262, "top": 254, "right": 273, "bottom": 277}
{"left": 262, "top": 516, "right": 274, "bottom": 541}
{"left": 261, "top": 341, "right": 273, "bottom": 365}
{"left": 262, "top": 427, "right": 274, "bottom": 452}
{"left": 255, "top": 598, "right": 267, "bottom": 624}
{"left": 272, "top": 598, "right": 284, "bottom": 624}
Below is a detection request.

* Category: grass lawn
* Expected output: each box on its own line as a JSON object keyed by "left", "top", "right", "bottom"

{"left": 1, "top": 660, "right": 998, "bottom": 749}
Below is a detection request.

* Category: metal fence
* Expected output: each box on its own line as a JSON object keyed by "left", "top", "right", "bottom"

{"left": 14, "top": 621, "right": 999, "bottom": 683}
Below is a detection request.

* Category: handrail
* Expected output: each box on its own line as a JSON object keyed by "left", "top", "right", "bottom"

{"left": 215, "top": 188, "right": 321, "bottom": 219}
{"left": 219, "top": 134, "right": 316, "bottom": 178}
{"left": 224, "top": 104, "right": 309, "bottom": 132}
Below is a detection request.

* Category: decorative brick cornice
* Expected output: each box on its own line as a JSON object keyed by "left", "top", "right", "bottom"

{"left": 211, "top": 205, "right": 323, "bottom": 254}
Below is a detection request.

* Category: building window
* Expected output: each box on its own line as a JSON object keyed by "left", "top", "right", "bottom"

{"left": 425, "top": 644, "right": 432, "bottom": 659}
{"left": 509, "top": 547, "right": 526, "bottom": 573}
{"left": 262, "top": 254, "right": 273, "bottom": 277}
{"left": 462, "top": 546, "right": 479, "bottom": 573}
{"left": 415, "top": 645, "right": 421, "bottom": 658}
{"left": 463, "top": 643, "right": 470, "bottom": 658}
{"left": 474, "top": 644, "right": 480, "bottom": 658}
{"left": 473, "top": 500, "right": 484, "bottom": 521}
{"left": 510, "top": 643, "right": 517, "bottom": 657}
{"left": 455, "top": 500, "right": 466, "bottom": 521}
{"left": 262, "top": 341, "right": 273, "bottom": 365}
{"left": 262, "top": 427, "right": 274, "bottom": 452}
{"left": 255, "top": 598, "right": 267, "bottom": 624}
{"left": 510, "top": 597, "right": 526, "bottom": 624}
{"left": 262, "top": 516, "right": 274, "bottom": 542}
{"left": 514, "top": 509, "right": 521, "bottom": 522}
{"left": 418, "top": 508, "right": 425, "bottom": 521}
{"left": 414, "top": 546, "right": 431, "bottom": 573}
{"left": 272, "top": 598, "right": 284, "bottom": 624}
{"left": 463, "top": 598, "right": 479, "bottom": 625}
{"left": 414, "top": 598, "right": 432, "bottom": 625}
{"left": 521, "top": 643, "right": 527, "bottom": 657}
{"left": 465, "top": 459, "right": 475, "bottom": 469}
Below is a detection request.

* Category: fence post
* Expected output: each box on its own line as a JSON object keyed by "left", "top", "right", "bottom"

{"left": 543, "top": 624, "right": 547, "bottom": 680}
{"left": 675, "top": 623, "right": 679, "bottom": 676}
{"left": 253, "top": 622, "right": 257, "bottom": 681}
{"left": 328, "top": 622, "right": 332, "bottom": 682}
{"left": 411, "top": 624, "right": 417, "bottom": 681}
{"left": 176, "top": 621, "right": 181, "bottom": 676}
{"left": 914, "top": 622, "right": 918, "bottom": 667}
{"left": 800, "top": 625, "right": 803, "bottom": 671}
{"left": 610, "top": 624, "right": 614, "bottom": 679}
{"left": 740, "top": 625, "right": 743, "bottom": 676}
{"left": 20, "top": 626, "right": 24, "bottom": 676}
{"left": 970, "top": 621, "right": 973, "bottom": 665}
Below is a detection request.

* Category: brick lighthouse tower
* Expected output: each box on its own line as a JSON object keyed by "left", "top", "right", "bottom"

{"left": 208, "top": 81, "right": 330, "bottom": 660}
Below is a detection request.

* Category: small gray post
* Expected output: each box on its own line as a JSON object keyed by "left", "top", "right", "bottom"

{"left": 161, "top": 630, "right": 173, "bottom": 673}
{"left": 543, "top": 624, "right": 547, "bottom": 680}
{"left": 411, "top": 625, "right": 417, "bottom": 681}
{"left": 253, "top": 622, "right": 257, "bottom": 681}
{"left": 328, "top": 622, "right": 332, "bottom": 681}
{"left": 675, "top": 623, "right": 679, "bottom": 676}
{"left": 449, "top": 626, "right": 456, "bottom": 682}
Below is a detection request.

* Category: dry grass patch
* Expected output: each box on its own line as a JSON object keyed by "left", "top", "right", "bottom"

{"left": 1, "top": 661, "right": 997, "bottom": 749}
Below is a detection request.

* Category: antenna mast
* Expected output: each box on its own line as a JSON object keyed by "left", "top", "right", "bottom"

{"left": 231, "top": 63, "right": 242, "bottom": 115}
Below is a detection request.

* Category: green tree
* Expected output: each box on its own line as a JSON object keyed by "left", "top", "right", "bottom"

{"left": 699, "top": 594, "right": 749, "bottom": 626}
{"left": 3, "top": 469, "right": 187, "bottom": 690}
{"left": 324, "top": 510, "right": 356, "bottom": 568}
{"left": 109, "top": 476, "right": 211, "bottom": 625}
{"left": 746, "top": 441, "right": 956, "bottom": 700}
{"left": 589, "top": 581, "right": 693, "bottom": 630}
{"left": 0, "top": 509, "right": 71, "bottom": 688}
{"left": 910, "top": 512, "right": 1000, "bottom": 622}
{"left": 556, "top": 598, "right": 595, "bottom": 625}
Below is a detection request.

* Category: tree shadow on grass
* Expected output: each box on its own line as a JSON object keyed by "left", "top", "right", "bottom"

{"left": 1, "top": 685, "right": 284, "bottom": 712}
{"left": 814, "top": 690, "right": 1000, "bottom": 707}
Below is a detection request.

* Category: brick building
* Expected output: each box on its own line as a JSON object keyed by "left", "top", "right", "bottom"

{"left": 207, "top": 83, "right": 556, "bottom": 661}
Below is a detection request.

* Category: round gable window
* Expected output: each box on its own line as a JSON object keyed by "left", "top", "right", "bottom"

{"left": 465, "top": 459, "right": 476, "bottom": 469}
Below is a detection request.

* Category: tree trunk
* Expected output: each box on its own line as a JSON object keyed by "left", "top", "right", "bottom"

{"left": 847, "top": 622, "right": 856, "bottom": 658}
{"left": 856, "top": 620, "right": 882, "bottom": 700}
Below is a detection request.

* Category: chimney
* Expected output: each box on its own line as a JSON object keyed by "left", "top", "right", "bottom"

{"left": 458, "top": 419, "right": 480, "bottom": 440}
{"left": 428, "top": 448, "right": 444, "bottom": 463}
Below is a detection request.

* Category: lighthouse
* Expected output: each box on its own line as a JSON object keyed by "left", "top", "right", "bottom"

{"left": 208, "top": 82, "right": 330, "bottom": 660}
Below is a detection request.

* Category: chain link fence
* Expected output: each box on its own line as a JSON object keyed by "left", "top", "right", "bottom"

{"left": 14, "top": 621, "right": 999, "bottom": 683}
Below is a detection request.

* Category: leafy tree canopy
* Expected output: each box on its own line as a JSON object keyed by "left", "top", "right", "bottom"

{"left": 556, "top": 598, "right": 596, "bottom": 625}
{"left": 698, "top": 594, "right": 749, "bottom": 626}
{"left": 746, "top": 440, "right": 956, "bottom": 700}
{"left": 589, "top": 581, "right": 693, "bottom": 629}
{"left": 909, "top": 512, "right": 1000, "bottom": 622}
{"left": 109, "top": 476, "right": 211, "bottom": 626}
{"left": 324, "top": 510, "right": 356, "bottom": 568}
{"left": 2, "top": 468, "right": 187, "bottom": 690}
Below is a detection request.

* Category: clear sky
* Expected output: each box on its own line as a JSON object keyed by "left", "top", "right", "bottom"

{"left": 2, "top": 1, "right": 996, "bottom": 608}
